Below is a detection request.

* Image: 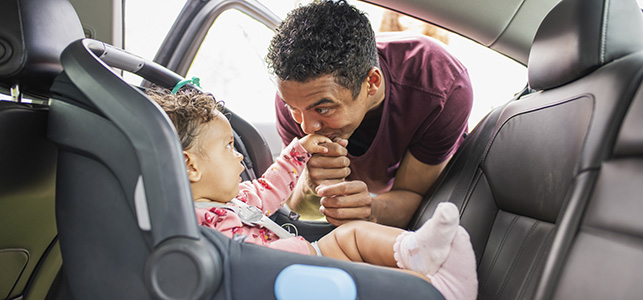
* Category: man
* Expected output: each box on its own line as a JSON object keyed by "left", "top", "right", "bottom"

{"left": 266, "top": 0, "right": 472, "bottom": 228}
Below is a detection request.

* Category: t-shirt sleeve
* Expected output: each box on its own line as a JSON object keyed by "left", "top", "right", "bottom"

{"left": 275, "top": 94, "right": 304, "bottom": 149}
{"left": 410, "top": 68, "right": 473, "bottom": 165}
{"left": 236, "top": 138, "right": 310, "bottom": 216}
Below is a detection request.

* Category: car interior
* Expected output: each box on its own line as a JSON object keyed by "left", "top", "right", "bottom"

{"left": 1, "top": 0, "right": 642, "bottom": 299}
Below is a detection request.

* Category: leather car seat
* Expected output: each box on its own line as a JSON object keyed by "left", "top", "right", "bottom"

{"left": 539, "top": 70, "right": 643, "bottom": 300}
{"left": 0, "top": 0, "right": 84, "bottom": 299}
{"left": 408, "top": 0, "right": 643, "bottom": 299}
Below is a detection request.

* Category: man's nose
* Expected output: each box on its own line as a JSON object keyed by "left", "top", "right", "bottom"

{"left": 300, "top": 116, "right": 321, "bottom": 134}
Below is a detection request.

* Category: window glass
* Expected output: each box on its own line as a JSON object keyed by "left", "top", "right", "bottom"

{"left": 186, "top": 9, "right": 275, "bottom": 124}
{"left": 186, "top": 9, "right": 282, "bottom": 155}
{"left": 123, "top": 0, "right": 184, "bottom": 85}
{"left": 447, "top": 35, "right": 527, "bottom": 128}
{"left": 350, "top": 1, "right": 527, "bottom": 129}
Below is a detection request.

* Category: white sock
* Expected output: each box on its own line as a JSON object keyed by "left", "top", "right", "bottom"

{"left": 393, "top": 202, "right": 478, "bottom": 300}
{"left": 393, "top": 202, "right": 459, "bottom": 275}
{"left": 428, "top": 227, "right": 478, "bottom": 300}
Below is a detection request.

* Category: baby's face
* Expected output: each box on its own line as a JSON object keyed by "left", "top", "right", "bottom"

{"left": 193, "top": 112, "right": 245, "bottom": 202}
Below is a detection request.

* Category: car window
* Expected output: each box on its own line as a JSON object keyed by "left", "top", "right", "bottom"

{"left": 122, "top": 0, "right": 184, "bottom": 85}
{"left": 185, "top": 8, "right": 282, "bottom": 154}
{"left": 186, "top": 9, "right": 275, "bottom": 124}
{"left": 349, "top": 1, "right": 527, "bottom": 130}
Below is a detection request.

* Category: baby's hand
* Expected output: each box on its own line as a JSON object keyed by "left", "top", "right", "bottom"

{"left": 299, "top": 134, "right": 333, "bottom": 155}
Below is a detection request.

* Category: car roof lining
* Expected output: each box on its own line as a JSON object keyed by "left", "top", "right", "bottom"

{"left": 361, "top": 0, "right": 561, "bottom": 65}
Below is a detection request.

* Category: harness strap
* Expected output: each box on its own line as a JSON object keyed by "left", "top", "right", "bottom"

{"left": 194, "top": 200, "right": 295, "bottom": 239}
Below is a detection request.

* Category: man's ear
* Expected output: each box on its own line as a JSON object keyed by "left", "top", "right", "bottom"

{"left": 366, "top": 67, "right": 383, "bottom": 95}
{"left": 184, "top": 151, "right": 202, "bottom": 183}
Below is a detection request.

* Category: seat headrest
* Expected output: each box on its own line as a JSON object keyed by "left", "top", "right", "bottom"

{"left": 528, "top": 0, "right": 643, "bottom": 91}
{"left": 0, "top": 0, "right": 84, "bottom": 98}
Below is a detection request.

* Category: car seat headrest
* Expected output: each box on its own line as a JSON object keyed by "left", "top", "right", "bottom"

{"left": 528, "top": 0, "right": 643, "bottom": 91}
{"left": 0, "top": 0, "right": 85, "bottom": 98}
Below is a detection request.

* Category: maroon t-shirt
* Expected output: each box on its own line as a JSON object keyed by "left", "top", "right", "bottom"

{"left": 275, "top": 33, "right": 473, "bottom": 194}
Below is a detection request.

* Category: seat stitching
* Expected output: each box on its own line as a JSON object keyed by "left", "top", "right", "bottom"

{"left": 461, "top": 168, "right": 484, "bottom": 215}
{"left": 494, "top": 219, "right": 539, "bottom": 300}
{"left": 517, "top": 225, "right": 555, "bottom": 299}
{"left": 600, "top": 0, "right": 610, "bottom": 64}
{"left": 479, "top": 214, "right": 518, "bottom": 293}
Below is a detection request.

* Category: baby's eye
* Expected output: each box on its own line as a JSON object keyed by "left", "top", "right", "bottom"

{"left": 226, "top": 141, "right": 233, "bottom": 149}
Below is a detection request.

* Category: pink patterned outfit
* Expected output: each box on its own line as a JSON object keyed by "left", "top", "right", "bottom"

{"left": 195, "top": 138, "right": 312, "bottom": 255}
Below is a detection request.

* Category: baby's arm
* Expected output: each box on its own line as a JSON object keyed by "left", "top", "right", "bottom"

{"left": 237, "top": 134, "right": 331, "bottom": 215}
{"left": 298, "top": 134, "right": 332, "bottom": 155}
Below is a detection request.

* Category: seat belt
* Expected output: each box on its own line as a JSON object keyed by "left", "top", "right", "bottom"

{"left": 194, "top": 200, "right": 295, "bottom": 239}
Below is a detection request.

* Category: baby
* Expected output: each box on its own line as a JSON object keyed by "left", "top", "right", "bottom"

{"left": 147, "top": 87, "right": 477, "bottom": 300}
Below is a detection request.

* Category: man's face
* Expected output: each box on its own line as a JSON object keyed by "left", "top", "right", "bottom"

{"left": 277, "top": 74, "right": 370, "bottom": 141}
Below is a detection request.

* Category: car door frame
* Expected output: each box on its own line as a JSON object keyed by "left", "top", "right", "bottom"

{"left": 153, "top": 0, "right": 280, "bottom": 75}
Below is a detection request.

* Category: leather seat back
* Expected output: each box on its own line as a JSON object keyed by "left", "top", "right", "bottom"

{"left": 0, "top": 0, "right": 83, "bottom": 299}
{"left": 538, "top": 62, "right": 643, "bottom": 300}
{"left": 408, "top": 0, "right": 643, "bottom": 299}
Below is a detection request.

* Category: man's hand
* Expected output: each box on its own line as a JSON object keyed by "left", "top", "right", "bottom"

{"left": 286, "top": 139, "right": 350, "bottom": 218}
{"left": 305, "top": 138, "right": 350, "bottom": 188}
{"left": 316, "top": 181, "right": 375, "bottom": 226}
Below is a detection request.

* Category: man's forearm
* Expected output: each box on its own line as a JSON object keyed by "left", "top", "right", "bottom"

{"left": 372, "top": 190, "right": 423, "bottom": 228}
{"left": 287, "top": 170, "right": 325, "bottom": 219}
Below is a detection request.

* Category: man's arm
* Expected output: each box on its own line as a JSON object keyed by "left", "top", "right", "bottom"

{"left": 286, "top": 167, "right": 324, "bottom": 218}
{"left": 286, "top": 140, "right": 351, "bottom": 219}
{"left": 372, "top": 150, "right": 450, "bottom": 227}
{"left": 319, "top": 150, "right": 450, "bottom": 228}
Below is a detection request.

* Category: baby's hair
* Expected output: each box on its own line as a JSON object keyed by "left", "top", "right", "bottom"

{"left": 146, "top": 87, "right": 224, "bottom": 154}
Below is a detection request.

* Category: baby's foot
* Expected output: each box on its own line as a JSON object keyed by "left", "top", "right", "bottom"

{"left": 393, "top": 202, "right": 459, "bottom": 274}
{"left": 393, "top": 202, "right": 478, "bottom": 300}
{"left": 428, "top": 227, "right": 478, "bottom": 300}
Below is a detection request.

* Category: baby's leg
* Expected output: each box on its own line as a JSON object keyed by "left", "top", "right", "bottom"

{"left": 316, "top": 202, "right": 477, "bottom": 300}
{"left": 315, "top": 202, "right": 463, "bottom": 271}
{"left": 314, "top": 202, "right": 462, "bottom": 269}
{"left": 316, "top": 220, "right": 403, "bottom": 267}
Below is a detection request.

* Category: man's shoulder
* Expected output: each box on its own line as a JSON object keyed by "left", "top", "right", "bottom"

{"left": 376, "top": 32, "right": 450, "bottom": 56}
{"left": 376, "top": 31, "right": 442, "bottom": 43}
{"left": 377, "top": 33, "right": 468, "bottom": 96}
{"left": 377, "top": 32, "right": 464, "bottom": 72}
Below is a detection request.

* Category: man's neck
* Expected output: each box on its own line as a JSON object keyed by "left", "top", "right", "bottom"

{"left": 348, "top": 82, "right": 385, "bottom": 156}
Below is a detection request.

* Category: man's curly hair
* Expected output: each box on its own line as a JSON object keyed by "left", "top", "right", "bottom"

{"left": 146, "top": 88, "right": 224, "bottom": 154}
{"left": 266, "top": 0, "right": 378, "bottom": 99}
